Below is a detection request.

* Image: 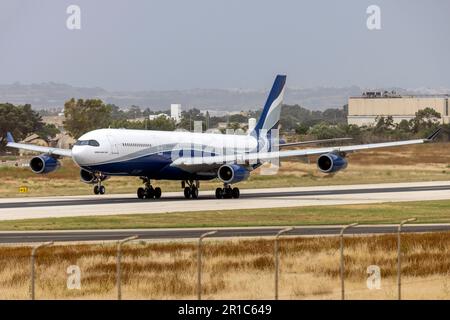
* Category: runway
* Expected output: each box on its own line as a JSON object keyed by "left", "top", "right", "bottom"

{"left": 0, "top": 224, "right": 449, "bottom": 244}
{"left": 1, "top": 181, "right": 450, "bottom": 221}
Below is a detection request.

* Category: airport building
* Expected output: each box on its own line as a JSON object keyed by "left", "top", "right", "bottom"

{"left": 347, "top": 91, "right": 450, "bottom": 126}
{"left": 170, "top": 104, "right": 182, "bottom": 123}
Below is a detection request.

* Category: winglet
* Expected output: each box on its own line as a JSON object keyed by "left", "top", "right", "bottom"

{"left": 425, "top": 127, "right": 442, "bottom": 142}
{"left": 6, "top": 132, "right": 14, "bottom": 143}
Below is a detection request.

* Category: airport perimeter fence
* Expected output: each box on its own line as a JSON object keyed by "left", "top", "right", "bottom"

{"left": 0, "top": 218, "right": 449, "bottom": 300}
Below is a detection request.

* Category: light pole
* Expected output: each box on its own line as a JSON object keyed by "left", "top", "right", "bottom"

{"left": 274, "top": 227, "right": 295, "bottom": 300}
{"left": 30, "top": 242, "right": 53, "bottom": 300}
{"left": 340, "top": 223, "right": 358, "bottom": 300}
{"left": 397, "top": 218, "right": 416, "bottom": 300}
{"left": 117, "top": 235, "right": 138, "bottom": 300}
{"left": 197, "top": 231, "right": 217, "bottom": 300}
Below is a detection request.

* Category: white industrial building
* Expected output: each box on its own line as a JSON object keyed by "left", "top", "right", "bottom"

{"left": 171, "top": 104, "right": 182, "bottom": 123}
{"left": 149, "top": 113, "right": 169, "bottom": 121}
{"left": 348, "top": 91, "right": 450, "bottom": 126}
{"left": 248, "top": 118, "right": 256, "bottom": 132}
{"left": 147, "top": 104, "right": 181, "bottom": 122}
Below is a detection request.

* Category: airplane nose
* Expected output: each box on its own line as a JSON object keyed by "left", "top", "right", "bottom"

{"left": 71, "top": 146, "right": 85, "bottom": 166}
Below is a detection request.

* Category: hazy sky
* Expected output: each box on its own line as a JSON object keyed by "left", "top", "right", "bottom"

{"left": 0, "top": 0, "right": 449, "bottom": 91}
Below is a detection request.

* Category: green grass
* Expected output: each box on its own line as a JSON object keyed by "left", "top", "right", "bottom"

{"left": 1, "top": 200, "right": 450, "bottom": 231}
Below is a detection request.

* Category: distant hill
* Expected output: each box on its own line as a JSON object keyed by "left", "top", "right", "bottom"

{"left": 0, "top": 82, "right": 447, "bottom": 111}
{"left": 0, "top": 82, "right": 107, "bottom": 109}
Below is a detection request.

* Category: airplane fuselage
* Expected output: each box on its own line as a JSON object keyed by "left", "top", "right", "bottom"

{"left": 71, "top": 128, "right": 259, "bottom": 180}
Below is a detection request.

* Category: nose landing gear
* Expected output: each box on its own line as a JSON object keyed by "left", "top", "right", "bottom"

{"left": 93, "top": 184, "right": 106, "bottom": 195}
{"left": 137, "top": 177, "right": 162, "bottom": 199}
{"left": 93, "top": 173, "right": 106, "bottom": 195}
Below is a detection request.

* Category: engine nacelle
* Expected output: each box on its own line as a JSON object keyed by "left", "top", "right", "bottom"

{"left": 317, "top": 153, "right": 348, "bottom": 173}
{"left": 80, "top": 169, "right": 96, "bottom": 184}
{"left": 217, "top": 164, "right": 250, "bottom": 184}
{"left": 80, "top": 169, "right": 109, "bottom": 184}
{"left": 29, "top": 155, "right": 60, "bottom": 174}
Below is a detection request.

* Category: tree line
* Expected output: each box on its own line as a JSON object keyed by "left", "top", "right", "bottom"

{"left": 60, "top": 100, "right": 450, "bottom": 142}
{"left": 0, "top": 103, "right": 59, "bottom": 152}
{"left": 303, "top": 107, "right": 442, "bottom": 143}
{"left": 0, "top": 99, "right": 445, "bottom": 153}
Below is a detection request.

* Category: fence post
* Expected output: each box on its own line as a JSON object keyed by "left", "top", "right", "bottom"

{"left": 397, "top": 218, "right": 416, "bottom": 300}
{"left": 197, "top": 231, "right": 217, "bottom": 300}
{"left": 117, "top": 235, "right": 138, "bottom": 300}
{"left": 274, "top": 227, "right": 295, "bottom": 300}
{"left": 30, "top": 242, "right": 53, "bottom": 300}
{"left": 340, "top": 223, "right": 358, "bottom": 300}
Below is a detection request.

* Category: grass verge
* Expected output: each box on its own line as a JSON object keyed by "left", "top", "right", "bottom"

{"left": 1, "top": 199, "right": 450, "bottom": 231}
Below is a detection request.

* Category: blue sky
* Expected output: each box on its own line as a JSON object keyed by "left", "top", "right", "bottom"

{"left": 0, "top": 0, "right": 449, "bottom": 90}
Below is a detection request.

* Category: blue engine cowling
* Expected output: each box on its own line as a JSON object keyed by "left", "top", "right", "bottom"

{"left": 29, "top": 155, "right": 60, "bottom": 174}
{"left": 218, "top": 164, "right": 250, "bottom": 184}
{"left": 317, "top": 153, "right": 348, "bottom": 173}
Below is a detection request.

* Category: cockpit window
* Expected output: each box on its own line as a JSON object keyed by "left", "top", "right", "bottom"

{"left": 75, "top": 140, "right": 100, "bottom": 147}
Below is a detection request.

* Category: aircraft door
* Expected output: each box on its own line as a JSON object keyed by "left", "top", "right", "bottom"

{"left": 107, "top": 135, "right": 120, "bottom": 155}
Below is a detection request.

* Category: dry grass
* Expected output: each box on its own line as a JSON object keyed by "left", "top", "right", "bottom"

{"left": 1, "top": 142, "right": 450, "bottom": 198}
{"left": 0, "top": 232, "right": 448, "bottom": 300}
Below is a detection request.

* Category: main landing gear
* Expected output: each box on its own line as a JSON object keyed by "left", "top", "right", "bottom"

{"left": 137, "top": 177, "right": 162, "bottom": 200}
{"left": 215, "top": 184, "right": 240, "bottom": 199}
{"left": 182, "top": 180, "right": 200, "bottom": 199}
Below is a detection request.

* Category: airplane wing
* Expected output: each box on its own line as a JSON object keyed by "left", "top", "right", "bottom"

{"left": 278, "top": 137, "right": 352, "bottom": 148}
{"left": 172, "top": 128, "right": 441, "bottom": 167}
{"left": 5, "top": 132, "right": 72, "bottom": 157}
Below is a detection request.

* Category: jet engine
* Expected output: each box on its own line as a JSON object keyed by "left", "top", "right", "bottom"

{"left": 217, "top": 164, "right": 250, "bottom": 184}
{"left": 317, "top": 153, "right": 348, "bottom": 173}
{"left": 29, "top": 155, "right": 60, "bottom": 174}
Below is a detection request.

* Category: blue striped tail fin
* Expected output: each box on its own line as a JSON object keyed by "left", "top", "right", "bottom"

{"left": 250, "top": 75, "right": 286, "bottom": 137}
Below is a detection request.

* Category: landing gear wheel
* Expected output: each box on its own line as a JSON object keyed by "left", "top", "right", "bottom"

{"left": 93, "top": 185, "right": 100, "bottom": 195}
{"left": 232, "top": 187, "right": 240, "bottom": 199}
{"left": 184, "top": 187, "right": 191, "bottom": 199}
{"left": 223, "top": 187, "right": 233, "bottom": 199}
{"left": 137, "top": 187, "right": 145, "bottom": 199}
{"left": 215, "top": 188, "right": 223, "bottom": 199}
{"left": 154, "top": 187, "right": 162, "bottom": 199}
{"left": 191, "top": 186, "right": 199, "bottom": 199}
{"left": 99, "top": 185, "right": 106, "bottom": 195}
{"left": 145, "top": 186, "right": 155, "bottom": 199}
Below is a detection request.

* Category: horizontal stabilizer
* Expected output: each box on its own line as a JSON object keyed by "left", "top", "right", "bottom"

{"left": 425, "top": 127, "right": 442, "bottom": 141}
{"left": 6, "top": 132, "right": 14, "bottom": 143}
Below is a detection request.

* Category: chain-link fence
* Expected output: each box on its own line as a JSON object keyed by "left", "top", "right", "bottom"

{"left": 0, "top": 222, "right": 448, "bottom": 300}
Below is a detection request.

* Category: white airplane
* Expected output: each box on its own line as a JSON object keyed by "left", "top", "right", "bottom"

{"left": 5, "top": 75, "right": 441, "bottom": 200}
